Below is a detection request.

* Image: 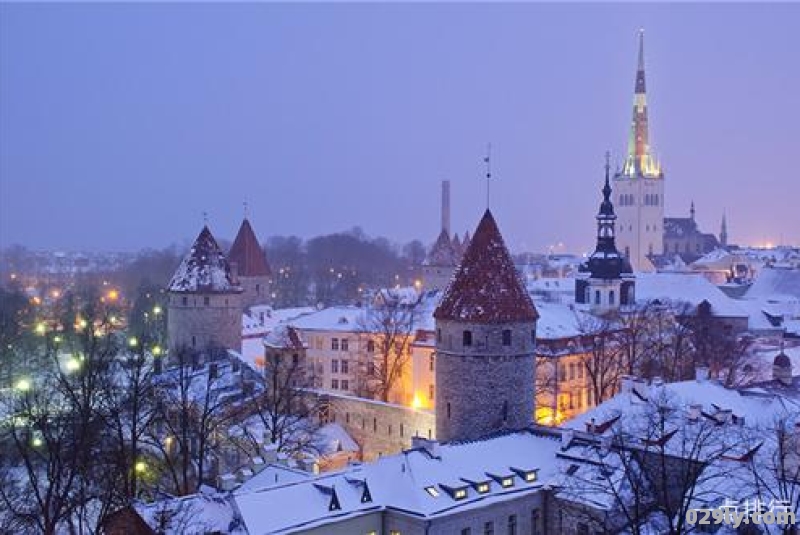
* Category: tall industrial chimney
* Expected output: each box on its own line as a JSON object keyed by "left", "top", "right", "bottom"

{"left": 441, "top": 180, "right": 451, "bottom": 236}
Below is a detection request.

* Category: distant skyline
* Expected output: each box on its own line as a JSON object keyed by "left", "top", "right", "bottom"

{"left": 1, "top": 3, "right": 798, "bottom": 254}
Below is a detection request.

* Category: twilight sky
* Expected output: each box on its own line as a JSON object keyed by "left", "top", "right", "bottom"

{"left": 1, "top": 3, "right": 798, "bottom": 254}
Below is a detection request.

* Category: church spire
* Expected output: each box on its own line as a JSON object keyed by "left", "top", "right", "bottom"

{"left": 622, "top": 30, "right": 661, "bottom": 179}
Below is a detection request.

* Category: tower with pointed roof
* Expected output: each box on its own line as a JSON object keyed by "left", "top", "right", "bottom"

{"left": 423, "top": 180, "right": 460, "bottom": 290}
{"left": 576, "top": 156, "right": 636, "bottom": 310}
{"left": 433, "top": 210, "right": 539, "bottom": 442}
{"left": 228, "top": 218, "right": 272, "bottom": 308}
{"left": 614, "top": 30, "right": 664, "bottom": 272}
{"left": 167, "top": 225, "right": 243, "bottom": 356}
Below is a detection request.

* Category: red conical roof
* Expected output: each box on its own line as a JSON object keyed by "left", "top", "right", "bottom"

{"left": 228, "top": 218, "right": 271, "bottom": 277}
{"left": 434, "top": 210, "right": 538, "bottom": 323}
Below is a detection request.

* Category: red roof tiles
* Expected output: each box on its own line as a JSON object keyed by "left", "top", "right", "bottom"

{"left": 228, "top": 218, "right": 271, "bottom": 277}
{"left": 434, "top": 210, "right": 539, "bottom": 323}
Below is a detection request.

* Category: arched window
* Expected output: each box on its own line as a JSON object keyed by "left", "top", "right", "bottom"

{"left": 447, "top": 402, "right": 451, "bottom": 419}
{"left": 609, "top": 290, "right": 615, "bottom": 305}
{"left": 502, "top": 400, "right": 509, "bottom": 422}
{"left": 462, "top": 330, "right": 473, "bottom": 347}
{"left": 502, "top": 329, "right": 512, "bottom": 346}
{"left": 595, "top": 290, "right": 601, "bottom": 305}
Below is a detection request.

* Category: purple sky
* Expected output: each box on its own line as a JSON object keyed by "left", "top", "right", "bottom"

{"left": 1, "top": 3, "right": 798, "bottom": 254}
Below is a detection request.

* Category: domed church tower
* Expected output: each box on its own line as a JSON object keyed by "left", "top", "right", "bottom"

{"left": 167, "top": 226, "right": 243, "bottom": 356}
{"left": 576, "top": 156, "right": 636, "bottom": 311}
{"left": 433, "top": 210, "right": 539, "bottom": 442}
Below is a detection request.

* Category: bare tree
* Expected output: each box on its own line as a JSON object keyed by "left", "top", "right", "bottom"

{"left": 0, "top": 316, "right": 123, "bottom": 534}
{"left": 356, "top": 290, "right": 421, "bottom": 403}
{"left": 146, "top": 345, "right": 234, "bottom": 496}
{"left": 233, "top": 334, "right": 323, "bottom": 461}
{"left": 576, "top": 312, "right": 623, "bottom": 406}
{"left": 562, "top": 389, "right": 737, "bottom": 535}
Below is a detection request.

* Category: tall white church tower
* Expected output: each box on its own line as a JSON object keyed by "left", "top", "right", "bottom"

{"left": 614, "top": 30, "right": 664, "bottom": 272}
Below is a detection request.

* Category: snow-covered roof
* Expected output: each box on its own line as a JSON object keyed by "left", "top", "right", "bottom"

{"left": 745, "top": 267, "right": 800, "bottom": 302}
{"left": 135, "top": 490, "right": 245, "bottom": 534}
{"left": 243, "top": 306, "right": 316, "bottom": 337}
{"left": 264, "top": 325, "right": 306, "bottom": 350}
{"left": 566, "top": 378, "right": 800, "bottom": 435}
{"left": 168, "top": 226, "right": 242, "bottom": 294}
{"left": 635, "top": 272, "right": 748, "bottom": 318}
{"left": 534, "top": 302, "right": 590, "bottom": 340}
{"left": 235, "top": 464, "right": 311, "bottom": 494}
{"left": 288, "top": 306, "right": 366, "bottom": 333}
{"left": 233, "top": 430, "right": 562, "bottom": 533}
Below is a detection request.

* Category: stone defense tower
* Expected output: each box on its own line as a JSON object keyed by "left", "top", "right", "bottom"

{"left": 614, "top": 30, "right": 664, "bottom": 272}
{"left": 433, "top": 210, "right": 539, "bottom": 442}
{"left": 228, "top": 218, "right": 272, "bottom": 309}
{"left": 167, "top": 226, "right": 243, "bottom": 356}
{"left": 575, "top": 156, "right": 636, "bottom": 311}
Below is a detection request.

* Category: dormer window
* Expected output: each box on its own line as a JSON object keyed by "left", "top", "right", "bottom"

{"left": 425, "top": 486, "right": 440, "bottom": 497}
{"left": 487, "top": 472, "right": 515, "bottom": 488}
{"left": 440, "top": 484, "right": 469, "bottom": 500}
{"left": 477, "top": 482, "right": 490, "bottom": 493}
{"left": 511, "top": 467, "right": 539, "bottom": 483}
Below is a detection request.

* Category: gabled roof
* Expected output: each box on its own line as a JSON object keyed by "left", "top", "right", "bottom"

{"left": 434, "top": 210, "right": 538, "bottom": 323}
{"left": 168, "top": 226, "right": 242, "bottom": 293}
{"left": 228, "top": 218, "right": 271, "bottom": 277}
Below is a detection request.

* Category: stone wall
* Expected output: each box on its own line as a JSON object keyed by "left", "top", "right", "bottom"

{"left": 167, "top": 291, "right": 242, "bottom": 354}
{"left": 435, "top": 320, "right": 536, "bottom": 442}
{"left": 323, "top": 393, "right": 435, "bottom": 461}
{"left": 238, "top": 275, "right": 271, "bottom": 309}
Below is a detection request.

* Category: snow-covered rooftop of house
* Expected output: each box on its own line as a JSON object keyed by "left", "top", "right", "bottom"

{"left": 288, "top": 306, "right": 366, "bottom": 332}
{"left": 242, "top": 306, "right": 316, "bottom": 336}
{"left": 263, "top": 324, "right": 306, "bottom": 350}
{"left": 534, "top": 302, "right": 590, "bottom": 340}
{"left": 635, "top": 272, "right": 748, "bottom": 317}
{"left": 235, "top": 464, "right": 311, "bottom": 494}
{"left": 135, "top": 490, "right": 245, "bottom": 534}
{"left": 566, "top": 378, "right": 800, "bottom": 435}
{"left": 233, "top": 430, "right": 562, "bottom": 534}
{"left": 745, "top": 267, "right": 800, "bottom": 302}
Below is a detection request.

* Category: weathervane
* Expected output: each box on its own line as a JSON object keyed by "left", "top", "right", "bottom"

{"left": 202, "top": 211, "right": 208, "bottom": 225}
{"left": 484, "top": 142, "right": 492, "bottom": 210}
{"left": 243, "top": 201, "right": 249, "bottom": 219}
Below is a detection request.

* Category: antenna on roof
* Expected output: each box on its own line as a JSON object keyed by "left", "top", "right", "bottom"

{"left": 484, "top": 142, "right": 492, "bottom": 210}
